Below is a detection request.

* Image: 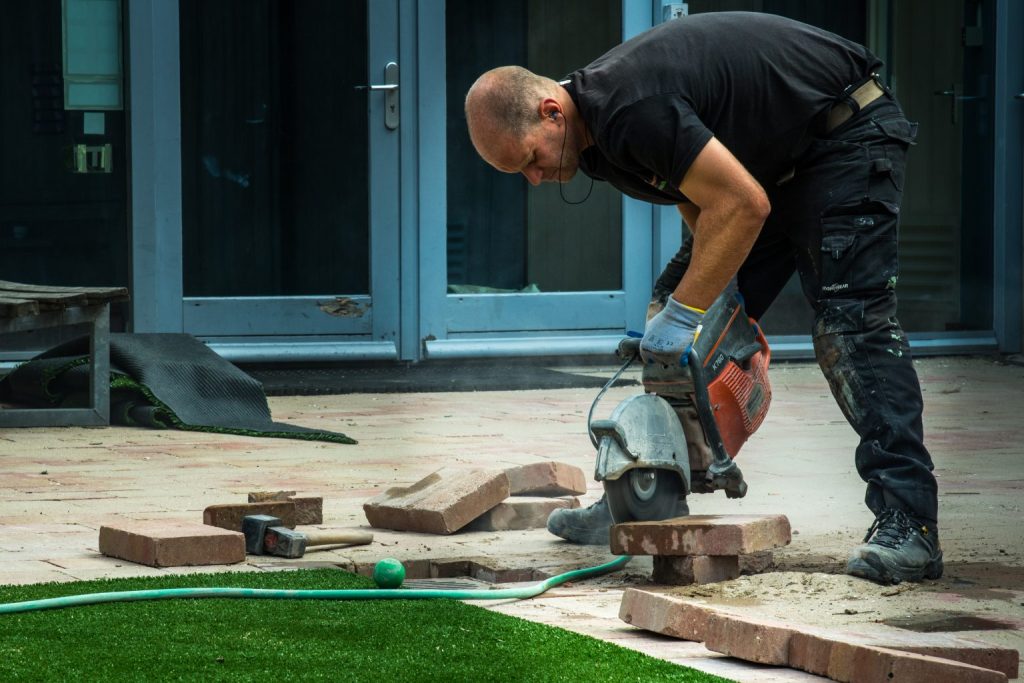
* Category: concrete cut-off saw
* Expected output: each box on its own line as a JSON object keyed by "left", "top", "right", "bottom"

{"left": 589, "top": 292, "right": 772, "bottom": 522}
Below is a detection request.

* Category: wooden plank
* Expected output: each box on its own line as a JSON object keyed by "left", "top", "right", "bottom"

{"left": 0, "top": 280, "right": 128, "bottom": 307}
{"left": 0, "top": 288, "right": 88, "bottom": 308}
{"left": 0, "top": 297, "right": 40, "bottom": 318}
{"left": 0, "top": 281, "right": 128, "bottom": 306}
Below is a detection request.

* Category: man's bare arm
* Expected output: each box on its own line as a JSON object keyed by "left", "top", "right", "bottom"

{"left": 677, "top": 202, "right": 700, "bottom": 231}
{"left": 673, "top": 137, "right": 769, "bottom": 310}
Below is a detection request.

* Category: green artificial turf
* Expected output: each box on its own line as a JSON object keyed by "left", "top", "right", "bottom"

{"left": 0, "top": 569, "right": 730, "bottom": 682}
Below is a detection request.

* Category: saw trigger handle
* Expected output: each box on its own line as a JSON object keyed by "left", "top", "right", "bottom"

{"left": 616, "top": 335, "right": 642, "bottom": 361}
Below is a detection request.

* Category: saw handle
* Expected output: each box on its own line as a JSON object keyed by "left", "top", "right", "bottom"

{"left": 302, "top": 529, "right": 374, "bottom": 547}
{"left": 687, "top": 346, "right": 748, "bottom": 499}
{"left": 616, "top": 335, "right": 642, "bottom": 360}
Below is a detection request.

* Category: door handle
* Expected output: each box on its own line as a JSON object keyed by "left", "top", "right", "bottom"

{"left": 355, "top": 62, "right": 399, "bottom": 130}
{"left": 1015, "top": 93, "right": 1024, "bottom": 100}
{"left": 932, "top": 83, "right": 981, "bottom": 124}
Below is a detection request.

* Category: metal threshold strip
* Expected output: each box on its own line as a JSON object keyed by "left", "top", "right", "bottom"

{"left": 425, "top": 331, "right": 1000, "bottom": 362}
{"left": 0, "top": 331, "right": 1001, "bottom": 368}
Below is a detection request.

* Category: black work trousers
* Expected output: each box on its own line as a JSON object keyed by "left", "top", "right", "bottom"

{"left": 653, "top": 97, "right": 938, "bottom": 526}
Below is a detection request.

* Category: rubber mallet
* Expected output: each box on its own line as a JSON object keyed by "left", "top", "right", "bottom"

{"left": 242, "top": 514, "right": 372, "bottom": 558}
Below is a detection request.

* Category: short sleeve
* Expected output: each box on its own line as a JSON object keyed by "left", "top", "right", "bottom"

{"left": 602, "top": 95, "right": 714, "bottom": 193}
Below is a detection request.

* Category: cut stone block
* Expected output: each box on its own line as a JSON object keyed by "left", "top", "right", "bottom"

{"left": 466, "top": 496, "right": 579, "bottom": 531}
{"left": 99, "top": 521, "right": 245, "bottom": 568}
{"left": 203, "top": 501, "right": 296, "bottom": 531}
{"left": 619, "top": 588, "right": 716, "bottom": 641}
{"left": 429, "top": 559, "right": 472, "bottom": 578}
{"left": 469, "top": 562, "right": 535, "bottom": 583}
{"left": 652, "top": 555, "right": 740, "bottom": 585}
{"left": 610, "top": 514, "right": 791, "bottom": 556}
{"left": 739, "top": 550, "right": 775, "bottom": 575}
{"left": 790, "top": 628, "right": 1018, "bottom": 680}
{"left": 248, "top": 490, "right": 297, "bottom": 502}
{"left": 289, "top": 497, "right": 323, "bottom": 525}
{"left": 505, "top": 462, "right": 587, "bottom": 496}
{"left": 362, "top": 468, "right": 510, "bottom": 534}
{"left": 246, "top": 493, "right": 322, "bottom": 524}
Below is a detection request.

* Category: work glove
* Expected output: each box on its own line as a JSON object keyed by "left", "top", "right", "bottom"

{"left": 639, "top": 297, "right": 705, "bottom": 367}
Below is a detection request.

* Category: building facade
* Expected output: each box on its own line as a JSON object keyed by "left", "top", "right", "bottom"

{"left": 2, "top": 0, "right": 1021, "bottom": 363}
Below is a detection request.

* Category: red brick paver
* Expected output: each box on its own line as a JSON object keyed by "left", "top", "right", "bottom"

{"left": 611, "top": 514, "right": 792, "bottom": 556}
{"left": 99, "top": 521, "right": 245, "bottom": 568}
{"left": 203, "top": 501, "right": 296, "bottom": 531}
{"left": 467, "top": 496, "right": 579, "bottom": 531}
{"left": 505, "top": 461, "right": 587, "bottom": 496}
{"left": 363, "top": 467, "right": 510, "bottom": 534}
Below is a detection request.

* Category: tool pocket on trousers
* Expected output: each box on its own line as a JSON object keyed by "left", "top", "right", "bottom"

{"left": 819, "top": 209, "right": 899, "bottom": 299}
{"left": 873, "top": 116, "right": 918, "bottom": 147}
{"left": 870, "top": 116, "right": 917, "bottom": 193}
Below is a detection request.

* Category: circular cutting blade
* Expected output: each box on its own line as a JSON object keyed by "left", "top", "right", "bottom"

{"left": 604, "top": 468, "right": 686, "bottom": 523}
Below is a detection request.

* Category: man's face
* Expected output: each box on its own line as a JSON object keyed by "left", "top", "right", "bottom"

{"left": 474, "top": 118, "right": 579, "bottom": 186}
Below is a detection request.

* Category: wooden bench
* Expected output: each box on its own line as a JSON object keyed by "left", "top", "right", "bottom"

{"left": 0, "top": 280, "right": 128, "bottom": 427}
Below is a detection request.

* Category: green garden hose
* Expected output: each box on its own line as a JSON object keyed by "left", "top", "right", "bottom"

{"left": 0, "top": 555, "right": 631, "bottom": 615}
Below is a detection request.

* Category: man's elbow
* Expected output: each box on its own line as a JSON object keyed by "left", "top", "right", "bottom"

{"left": 745, "top": 189, "right": 771, "bottom": 226}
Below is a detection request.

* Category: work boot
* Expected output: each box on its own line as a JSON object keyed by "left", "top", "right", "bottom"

{"left": 846, "top": 508, "right": 943, "bottom": 585}
{"left": 546, "top": 494, "right": 613, "bottom": 545}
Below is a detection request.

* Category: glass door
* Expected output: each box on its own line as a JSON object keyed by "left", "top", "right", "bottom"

{"left": 425, "top": 0, "right": 650, "bottom": 358}
{"left": 177, "top": 0, "right": 400, "bottom": 357}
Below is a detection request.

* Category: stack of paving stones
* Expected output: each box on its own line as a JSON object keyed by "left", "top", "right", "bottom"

{"left": 610, "top": 514, "right": 792, "bottom": 585}
{"left": 362, "top": 461, "right": 586, "bottom": 534}
{"left": 619, "top": 589, "right": 1018, "bottom": 682}
{"left": 99, "top": 493, "right": 325, "bottom": 568}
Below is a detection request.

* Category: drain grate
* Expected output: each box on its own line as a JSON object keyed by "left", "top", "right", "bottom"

{"left": 402, "top": 577, "right": 494, "bottom": 591}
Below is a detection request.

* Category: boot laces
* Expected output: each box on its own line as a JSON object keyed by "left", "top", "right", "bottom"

{"left": 863, "top": 508, "right": 917, "bottom": 548}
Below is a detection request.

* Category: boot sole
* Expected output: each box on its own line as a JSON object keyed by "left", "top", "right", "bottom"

{"left": 546, "top": 525, "right": 611, "bottom": 545}
{"left": 847, "top": 550, "right": 944, "bottom": 585}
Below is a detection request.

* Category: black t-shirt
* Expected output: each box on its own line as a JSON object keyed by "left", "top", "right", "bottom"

{"left": 565, "top": 12, "right": 882, "bottom": 205}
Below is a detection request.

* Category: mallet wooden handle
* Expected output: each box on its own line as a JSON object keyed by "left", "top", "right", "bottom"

{"left": 303, "top": 529, "right": 373, "bottom": 547}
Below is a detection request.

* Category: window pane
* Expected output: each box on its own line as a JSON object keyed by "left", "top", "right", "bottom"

{"left": 180, "top": 0, "right": 369, "bottom": 297}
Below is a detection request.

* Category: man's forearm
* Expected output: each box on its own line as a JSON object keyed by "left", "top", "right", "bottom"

{"left": 672, "top": 203, "right": 765, "bottom": 310}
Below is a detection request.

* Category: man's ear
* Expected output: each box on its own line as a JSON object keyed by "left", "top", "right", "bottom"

{"left": 540, "top": 97, "right": 561, "bottom": 123}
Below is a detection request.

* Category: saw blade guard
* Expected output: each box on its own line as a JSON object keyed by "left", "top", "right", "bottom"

{"left": 592, "top": 393, "right": 691, "bottom": 493}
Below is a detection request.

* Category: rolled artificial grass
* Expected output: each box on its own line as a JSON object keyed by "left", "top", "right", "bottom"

{"left": 0, "top": 569, "right": 729, "bottom": 682}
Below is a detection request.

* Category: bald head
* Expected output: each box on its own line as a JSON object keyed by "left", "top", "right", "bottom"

{"left": 465, "top": 66, "right": 559, "bottom": 143}
{"left": 465, "top": 66, "right": 587, "bottom": 185}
